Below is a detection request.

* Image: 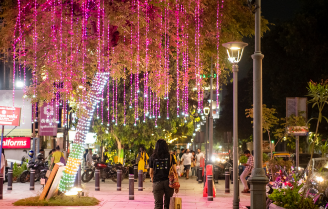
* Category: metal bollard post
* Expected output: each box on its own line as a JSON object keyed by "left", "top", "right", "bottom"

{"left": 138, "top": 170, "right": 143, "bottom": 191}
{"left": 8, "top": 169, "right": 13, "bottom": 190}
{"left": 214, "top": 166, "right": 219, "bottom": 184}
{"left": 117, "top": 170, "right": 122, "bottom": 191}
{"left": 207, "top": 175, "right": 213, "bottom": 201}
{"left": 129, "top": 174, "right": 134, "bottom": 200}
{"left": 95, "top": 169, "right": 100, "bottom": 191}
{"left": 134, "top": 166, "right": 138, "bottom": 182}
{"left": 30, "top": 169, "right": 35, "bottom": 190}
{"left": 225, "top": 167, "right": 230, "bottom": 193}
{"left": 78, "top": 164, "right": 82, "bottom": 187}
{"left": 196, "top": 167, "right": 199, "bottom": 181}
{"left": 198, "top": 167, "right": 203, "bottom": 183}
{"left": 0, "top": 173, "right": 3, "bottom": 199}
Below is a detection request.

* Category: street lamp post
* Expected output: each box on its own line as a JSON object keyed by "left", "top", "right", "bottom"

{"left": 223, "top": 41, "right": 248, "bottom": 209}
{"left": 203, "top": 107, "right": 210, "bottom": 164}
{"left": 248, "top": 0, "right": 269, "bottom": 208}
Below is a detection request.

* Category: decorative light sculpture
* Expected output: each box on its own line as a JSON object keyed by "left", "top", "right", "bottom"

{"left": 59, "top": 72, "right": 110, "bottom": 192}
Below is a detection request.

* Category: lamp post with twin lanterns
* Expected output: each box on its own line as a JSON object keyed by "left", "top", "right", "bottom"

{"left": 222, "top": 41, "right": 248, "bottom": 209}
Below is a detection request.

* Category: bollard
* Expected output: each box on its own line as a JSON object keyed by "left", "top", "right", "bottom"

{"left": 0, "top": 173, "right": 3, "bottom": 199}
{"left": 138, "top": 170, "right": 143, "bottom": 191}
{"left": 77, "top": 164, "right": 82, "bottom": 187}
{"left": 8, "top": 169, "right": 13, "bottom": 190}
{"left": 95, "top": 169, "right": 100, "bottom": 191}
{"left": 117, "top": 170, "right": 122, "bottom": 191}
{"left": 198, "top": 167, "right": 203, "bottom": 183}
{"left": 129, "top": 174, "right": 134, "bottom": 200}
{"left": 30, "top": 169, "right": 35, "bottom": 190}
{"left": 225, "top": 167, "right": 230, "bottom": 193}
{"left": 230, "top": 169, "right": 233, "bottom": 184}
{"left": 196, "top": 167, "right": 199, "bottom": 181}
{"left": 134, "top": 165, "right": 138, "bottom": 182}
{"left": 207, "top": 175, "right": 213, "bottom": 201}
{"left": 214, "top": 166, "right": 219, "bottom": 184}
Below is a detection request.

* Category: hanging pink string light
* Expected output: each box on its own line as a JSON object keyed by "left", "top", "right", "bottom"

{"left": 176, "top": 0, "right": 180, "bottom": 117}
{"left": 115, "top": 78, "right": 118, "bottom": 125}
{"left": 107, "top": 78, "right": 110, "bottom": 126}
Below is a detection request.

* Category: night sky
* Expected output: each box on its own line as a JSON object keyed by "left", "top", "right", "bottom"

{"left": 237, "top": 0, "right": 301, "bottom": 80}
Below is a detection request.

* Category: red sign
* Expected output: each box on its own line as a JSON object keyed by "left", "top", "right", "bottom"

{"left": 1, "top": 137, "right": 30, "bottom": 149}
{"left": 0, "top": 106, "right": 21, "bottom": 126}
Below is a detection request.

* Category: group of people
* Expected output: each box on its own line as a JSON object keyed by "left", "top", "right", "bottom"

{"left": 174, "top": 148, "right": 205, "bottom": 179}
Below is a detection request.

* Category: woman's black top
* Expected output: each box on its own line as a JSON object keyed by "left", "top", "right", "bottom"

{"left": 149, "top": 153, "right": 176, "bottom": 182}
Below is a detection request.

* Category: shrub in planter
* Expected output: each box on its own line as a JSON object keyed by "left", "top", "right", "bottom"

{"left": 268, "top": 179, "right": 318, "bottom": 209}
{"left": 13, "top": 162, "right": 27, "bottom": 181}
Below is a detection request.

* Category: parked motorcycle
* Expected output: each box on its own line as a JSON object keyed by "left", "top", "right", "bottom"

{"left": 19, "top": 153, "right": 48, "bottom": 183}
{"left": 82, "top": 162, "right": 128, "bottom": 183}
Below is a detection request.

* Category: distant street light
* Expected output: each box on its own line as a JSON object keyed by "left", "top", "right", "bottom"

{"left": 223, "top": 41, "right": 248, "bottom": 209}
{"left": 16, "top": 81, "right": 24, "bottom": 88}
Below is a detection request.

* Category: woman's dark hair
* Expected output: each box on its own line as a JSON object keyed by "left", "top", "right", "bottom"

{"left": 49, "top": 150, "right": 53, "bottom": 155}
{"left": 139, "top": 146, "right": 145, "bottom": 152}
{"left": 152, "top": 139, "right": 169, "bottom": 159}
{"left": 56, "top": 145, "right": 60, "bottom": 150}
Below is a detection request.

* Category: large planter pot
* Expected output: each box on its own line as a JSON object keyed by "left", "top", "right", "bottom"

{"left": 269, "top": 203, "right": 285, "bottom": 209}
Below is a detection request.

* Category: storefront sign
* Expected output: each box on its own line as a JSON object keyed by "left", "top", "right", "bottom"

{"left": 39, "top": 103, "right": 57, "bottom": 136}
{"left": 0, "top": 106, "right": 21, "bottom": 126}
{"left": 0, "top": 90, "right": 32, "bottom": 136}
{"left": 287, "top": 126, "right": 309, "bottom": 136}
{"left": 1, "top": 137, "right": 31, "bottom": 149}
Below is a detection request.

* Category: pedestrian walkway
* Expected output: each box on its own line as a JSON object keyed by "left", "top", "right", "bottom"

{"left": 0, "top": 177, "right": 250, "bottom": 208}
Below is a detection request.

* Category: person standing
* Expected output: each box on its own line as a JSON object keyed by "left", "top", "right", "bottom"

{"left": 191, "top": 151, "right": 196, "bottom": 177}
{"left": 1, "top": 149, "right": 6, "bottom": 176}
{"left": 149, "top": 139, "right": 179, "bottom": 209}
{"left": 136, "top": 146, "right": 149, "bottom": 182}
{"left": 48, "top": 149, "right": 55, "bottom": 170}
{"left": 240, "top": 150, "right": 254, "bottom": 193}
{"left": 51, "top": 146, "right": 65, "bottom": 167}
{"left": 181, "top": 149, "right": 193, "bottom": 179}
{"left": 195, "top": 148, "right": 204, "bottom": 178}
{"left": 86, "top": 149, "right": 93, "bottom": 167}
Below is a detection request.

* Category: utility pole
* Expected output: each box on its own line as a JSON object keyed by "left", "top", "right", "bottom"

{"left": 209, "top": 57, "right": 214, "bottom": 162}
{"left": 248, "top": 0, "right": 269, "bottom": 208}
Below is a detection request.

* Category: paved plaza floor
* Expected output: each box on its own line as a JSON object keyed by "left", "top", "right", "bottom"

{"left": 0, "top": 177, "right": 250, "bottom": 209}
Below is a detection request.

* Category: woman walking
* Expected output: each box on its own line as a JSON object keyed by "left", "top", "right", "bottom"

{"left": 136, "top": 146, "right": 149, "bottom": 182}
{"left": 149, "top": 139, "right": 179, "bottom": 209}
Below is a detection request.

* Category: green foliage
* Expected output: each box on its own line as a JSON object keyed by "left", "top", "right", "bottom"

{"left": 239, "top": 155, "right": 248, "bottom": 164}
{"left": 269, "top": 177, "right": 318, "bottom": 209}
{"left": 246, "top": 104, "right": 279, "bottom": 134}
{"left": 13, "top": 162, "right": 27, "bottom": 178}
{"left": 306, "top": 80, "right": 328, "bottom": 178}
{"left": 263, "top": 153, "right": 269, "bottom": 163}
{"left": 13, "top": 195, "right": 99, "bottom": 206}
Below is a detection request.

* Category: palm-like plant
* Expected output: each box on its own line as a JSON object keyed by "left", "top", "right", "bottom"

{"left": 306, "top": 80, "right": 328, "bottom": 179}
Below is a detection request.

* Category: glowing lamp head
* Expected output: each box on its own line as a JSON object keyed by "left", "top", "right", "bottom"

{"left": 203, "top": 107, "right": 210, "bottom": 116}
{"left": 222, "top": 41, "right": 248, "bottom": 64}
{"left": 16, "top": 81, "right": 24, "bottom": 88}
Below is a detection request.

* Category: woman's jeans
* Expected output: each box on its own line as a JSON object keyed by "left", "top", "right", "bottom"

{"left": 191, "top": 167, "right": 196, "bottom": 176}
{"left": 152, "top": 179, "right": 174, "bottom": 209}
